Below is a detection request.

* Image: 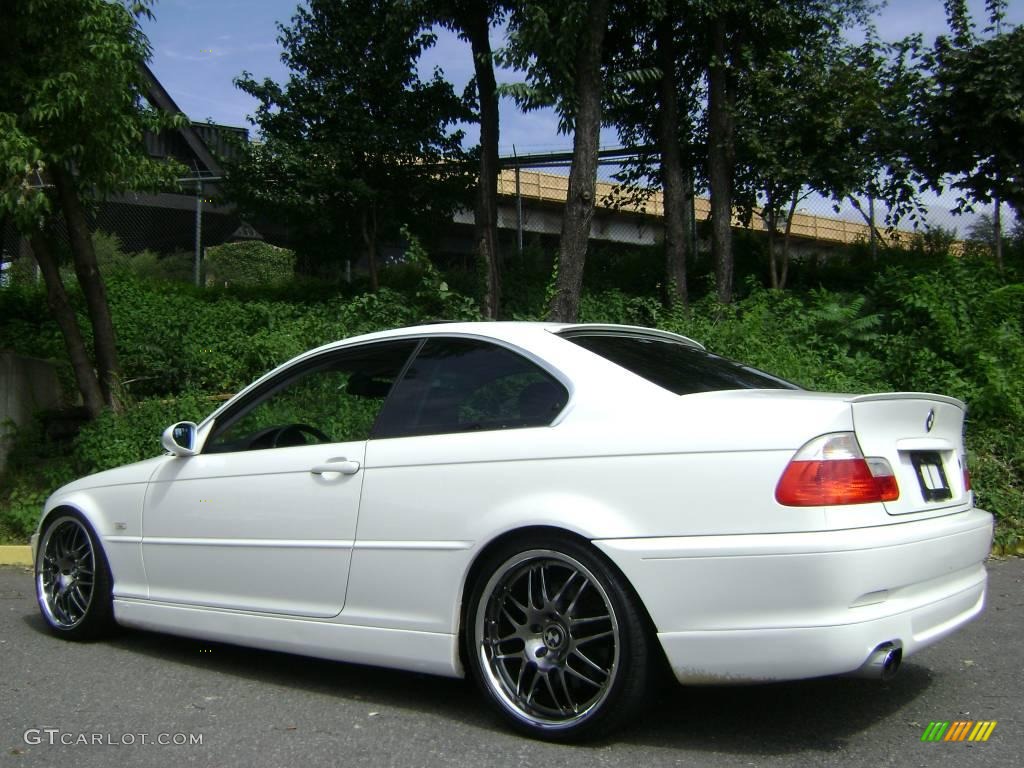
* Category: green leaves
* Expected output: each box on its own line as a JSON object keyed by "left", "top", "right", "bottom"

{"left": 500, "top": 0, "right": 612, "bottom": 131}
{"left": 204, "top": 242, "right": 297, "bottom": 288}
{"left": 920, "top": 3, "right": 1024, "bottom": 217}
{"left": 0, "top": 115, "right": 51, "bottom": 230}
{"left": 228, "top": 0, "right": 471, "bottom": 274}
{"left": 0, "top": 0, "right": 185, "bottom": 225}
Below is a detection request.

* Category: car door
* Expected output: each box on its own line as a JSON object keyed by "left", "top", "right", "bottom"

{"left": 142, "top": 339, "right": 417, "bottom": 618}
{"left": 343, "top": 336, "right": 570, "bottom": 632}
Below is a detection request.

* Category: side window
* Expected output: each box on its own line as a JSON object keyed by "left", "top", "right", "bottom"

{"left": 373, "top": 337, "right": 568, "bottom": 439}
{"left": 205, "top": 340, "right": 416, "bottom": 453}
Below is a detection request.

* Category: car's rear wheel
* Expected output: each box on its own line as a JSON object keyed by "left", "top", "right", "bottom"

{"left": 35, "top": 512, "right": 115, "bottom": 640}
{"left": 466, "top": 536, "right": 653, "bottom": 741}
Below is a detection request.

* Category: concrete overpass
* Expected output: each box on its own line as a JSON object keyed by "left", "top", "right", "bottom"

{"left": 450, "top": 166, "right": 915, "bottom": 254}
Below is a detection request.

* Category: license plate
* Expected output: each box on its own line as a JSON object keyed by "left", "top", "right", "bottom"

{"left": 911, "top": 452, "right": 952, "bottom": 502}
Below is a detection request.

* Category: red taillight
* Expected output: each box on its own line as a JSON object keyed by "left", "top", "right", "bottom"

{"left": 775, "top": 433, "right": 899, "bottom": 506}
{"left": 962, "top": 458, "right": 971, "bottom": 491}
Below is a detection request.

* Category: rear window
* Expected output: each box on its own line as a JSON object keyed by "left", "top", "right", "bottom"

{"left": 561, "top": 332, "right": 799, "bottom": 395}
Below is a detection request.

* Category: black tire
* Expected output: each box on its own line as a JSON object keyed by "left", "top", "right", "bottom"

{"left": 35, "top": 511, "right": 116, "bottom": 640}
{"left": 464, "top": 534, "right": 653, "bottom": 741}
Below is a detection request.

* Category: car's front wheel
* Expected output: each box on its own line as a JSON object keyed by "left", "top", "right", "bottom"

{"left": 466, "top": 536, "right": 653, "bottom": 741}
{"left": 35, "top": 512, "right": 116, "bottom": 640}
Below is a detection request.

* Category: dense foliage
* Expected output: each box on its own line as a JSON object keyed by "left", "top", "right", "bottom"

{"left": 229, "top": 0, "right": 471, "bottom": 286}
{"left": 1, "top": 234, "right": 1022, "bottom": 554}
{"left": 0, "top": 0, "right": 181, "bottom": 229}
{"left": 0, "top": 0, "right": 188, "bottom": 417}
{"left": 204, "top": 241, "right": 297, "bottom": 287}
{"left": 920, "top": 3, "right": 1024, "bottom": 220}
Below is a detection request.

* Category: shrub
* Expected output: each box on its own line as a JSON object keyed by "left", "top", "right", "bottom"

{"left": 0, "top": 393, "right": 214, "bottom": 541}
{"left": 204, "top": 241, "right": 296, "bottom": 286}
{"left": 73, "top": 392, "right": 211, "bottom": 473}
{"left": 94, "top": 231, "right": 194, "bottom": 283}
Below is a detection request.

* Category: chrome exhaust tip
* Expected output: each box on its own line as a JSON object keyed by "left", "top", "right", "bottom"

{"left": 851, "top": 642, "right": 903, "bottom": 681}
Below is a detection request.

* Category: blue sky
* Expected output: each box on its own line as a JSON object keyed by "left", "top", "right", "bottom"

{"left": 141, "top": 0, "right": 1023, "bottom": 156}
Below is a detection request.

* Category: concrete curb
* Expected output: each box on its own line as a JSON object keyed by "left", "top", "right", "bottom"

{"left": 0, "top": 546, "right": 32, "bottom": 566}
{"left": 992, "top": 543, "right": 1024, "bottom": 557}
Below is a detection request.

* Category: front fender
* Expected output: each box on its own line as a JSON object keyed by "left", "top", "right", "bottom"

{"left": 40, "top": 480, "right": 152, "bottom": 601}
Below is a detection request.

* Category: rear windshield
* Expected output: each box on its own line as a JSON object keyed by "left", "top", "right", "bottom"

{"left": 561, "top": 332, "right": 800, "bottom": 395}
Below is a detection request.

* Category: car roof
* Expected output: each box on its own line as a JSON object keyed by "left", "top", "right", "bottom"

{"left": 314, "top": 321, "right": 706, "bottom": 352}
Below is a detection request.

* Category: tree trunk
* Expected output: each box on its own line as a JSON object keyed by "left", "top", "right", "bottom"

{"left": 867, "top": 194, "right": 877, "bottom": 260}
{"left": 547, "top": 0, "right": 610, "bottom": 322}
{"left": 30, "top": 231, "right": 106, "bottom": 418}
{"left": 766, "top": 204, "right": 779, "bottom": 289}
{"left": 707, "top": 16, "right": 735, "bottom": 304}
{"left": 0, "top": 213, "right": 7, "bottom": 270}
{"left": 467, "top": 7, "right": 501, "bottom": 319}
{"left": 993, "top": 194, "right": 1003, "bottom": 272}
{"left": 848, "top": 195, "right": 886, "bottom": 254}
{"left": 361, "top": 205, "right": 379, "bottom": 292}
{"left": 780, "top": 193, "right": 798, "bottom": 290}
{"left": 52, "top": 167, "right": 122, "bottom": 411}
{"left": 656, "top": 12, "right": 687, "bottom": 308}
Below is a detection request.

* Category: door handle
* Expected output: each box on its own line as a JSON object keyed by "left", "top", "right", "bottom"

{"left": 310, "top": 459, "right": 361, "bottom": 475}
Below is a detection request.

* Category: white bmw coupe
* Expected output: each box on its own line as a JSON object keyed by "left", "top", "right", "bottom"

{"left": 32, "top": 322, "right": 993, "bottom": 740}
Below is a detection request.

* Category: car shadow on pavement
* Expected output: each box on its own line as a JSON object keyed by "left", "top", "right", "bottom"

{"left": 113, "top": 631, "right": 494, "bottom": 726}
{"left": 623, "top": 668, "right": 934, "bottom": 753}
{"left": 21, "top": 611, "right": 934, "bottom": 751}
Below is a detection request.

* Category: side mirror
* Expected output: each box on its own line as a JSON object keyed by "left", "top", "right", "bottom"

{"left": 162, "top": 421, "right": 199, "bottom": 457}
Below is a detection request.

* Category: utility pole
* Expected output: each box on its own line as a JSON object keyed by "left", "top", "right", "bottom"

{"left": 179, "top": 174, "right": 222, "bottom": 286}
{"left": 868, "top": 194, "right": 877, "bottom": 260}
{"left": 993, "top": 193, "right": 1003, "bottom": 272}
{"left": 194, "top": 179, "right": 203, "bottom": 287}
{"left": 513, "top": 146, "right": 524, "bottom": 256}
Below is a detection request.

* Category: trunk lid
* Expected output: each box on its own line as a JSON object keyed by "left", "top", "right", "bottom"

{"left": 850, "top": 393, "right": 971, "bottom": 516}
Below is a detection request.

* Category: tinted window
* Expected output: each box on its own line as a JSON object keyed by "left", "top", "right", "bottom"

{"left": 561, "top": 333, "right": 798, "bottom": 395}
{"left": 205, "top": 341, "right": 416, "bottom": 453}
{"left": 374, "top": 338, "right": 568, "bottom": 438}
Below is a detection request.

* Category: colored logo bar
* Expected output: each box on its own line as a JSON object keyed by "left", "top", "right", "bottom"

{"left": 921, "top": 721, "right": 997, "bottom": 742}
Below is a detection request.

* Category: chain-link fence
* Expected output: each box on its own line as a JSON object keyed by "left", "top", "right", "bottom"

{"left": 0, "top": 178, "right": 241, "bottom": 289}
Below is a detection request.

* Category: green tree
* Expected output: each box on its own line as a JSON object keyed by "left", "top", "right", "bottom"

{"left": 0, "top": 0, "right": 183, "bottom": 417}
{"left": 920, "top": 0, "right": 1023, "bottom": 269}
{"left": 231, "top": 0, "right": 471, "bottom": 290}
{"left": 503, "top": 1, "right": 669, "bottom": 321}
{"left": 825, "top": 36, "right": 929, "bottom": 251}
{"left": 605, "top": 1, "right": 877, "bottom": 301}
{"left": 733, "top": 37, "right": 894, "bottom": 288}
{"left": 732, "top": 43, "right": 825, "bottom": 290}
{"left": 605, "top": 1, "right": 700, "bottom": 307}
{"left": 652, "top": 4, "right": 695, "bottom": 306}
{"left": 433, "top": 2, "right": 506, "bottom": 319}
{"left": 502, "top": 0, "right": 616, "bottom": 322}
{"left": 693, "top": 0, "right": 872, "bottom": 302}
{"left": 704, "top": 4, "right": 737, "bottom": 303}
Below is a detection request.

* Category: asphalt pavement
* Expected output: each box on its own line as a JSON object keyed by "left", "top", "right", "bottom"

{"left": 1, "top": 558, "right": 1021, "bottom": 768}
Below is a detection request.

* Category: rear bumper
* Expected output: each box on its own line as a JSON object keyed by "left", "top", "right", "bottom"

{"left": 594, "top": 508, "right": 993, "bottom": 683}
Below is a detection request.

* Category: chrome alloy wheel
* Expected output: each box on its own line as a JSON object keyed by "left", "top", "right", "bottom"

{"left": 474, "top": 549, "right": 621, "bottom": 730}
{"left": 37, "top": 516, "right": 96, "bottom": 630}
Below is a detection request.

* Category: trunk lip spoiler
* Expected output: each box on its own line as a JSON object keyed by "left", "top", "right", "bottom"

{"left": 846, "top": 392, "right": 966, "bottom": 410}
